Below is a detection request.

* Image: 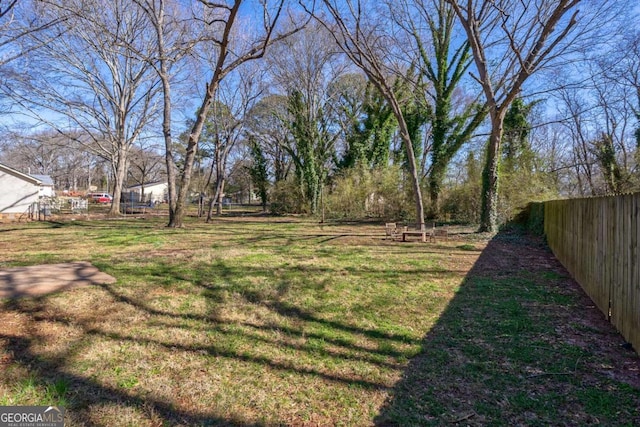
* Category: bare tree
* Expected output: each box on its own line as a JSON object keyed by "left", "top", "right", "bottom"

{"left": 132, "top": 0, "right": 198, "bottom": 225}
{"left": 10, "top": 0, "right": 160, "bottom": 215}
{"left": 199, "top": 66, "right": 264, "bottom": 220}
{"left": 0, "top": 1, "right": 68, "bottom": 118}
{"left": 0, "top": 0, "right": 64, "bottom": 67}
{"left": 445, "top": 0, "right": 593, "bottom": 231}
{"left": 614, "top": 31, "right": 640, "bottom": 176}
{"left": 554, "top": 86, "right": 598, "bottom": 196}
{"left": 245, "top": 93, "right": 293, "bottom": 184}
{"left": 552, "top": 43, "right": 640, "bottom": 196}
{"left": 128, "top": 142, "right": 166, "bottom": 201}
{"left": 590, "top": 65, "right": 636, "bottom": 193}
{"left": 0, "top": 129, "right": 107, "bottom": 193}
{"left": 305, "top": 0, "right": 428, "bottom": 238}
{"left": 167, "top": 0, "right": 304, "bottom": 228}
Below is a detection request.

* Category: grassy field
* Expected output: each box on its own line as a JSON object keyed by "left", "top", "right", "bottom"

{"left": 0, "top": 215, "right": 638, "bottom": 426}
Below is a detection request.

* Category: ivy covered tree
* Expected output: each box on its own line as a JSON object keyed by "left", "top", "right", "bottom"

{"left": 502, "top": 98, "right": 535, "bottom": 173}
{"left": 248, "top": 136, "right": 269, "bottom": 211}
{"left": 309, "top": 0, "right": 428, "bottom": 237}
{"left": 593, "top": 133, "right": 625, "bottom": 194}
{"left": 266, "top": 21, "right": 343, "bottom": 215}
{"left": 286, "top": 90, "right": 337, "bottom": 214}
{"left": 406, "top": 0, "right": 486, "bottom": 216}
{"left": 338, "top": 81, "right": 397, "bottom": 170}
{"left": 499, "top": 98, "right": 556, "bottom": 221}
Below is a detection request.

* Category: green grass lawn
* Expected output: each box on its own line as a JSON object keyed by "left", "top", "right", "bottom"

{"left": 0, "top": 216, "right": 638, "bottom": 426}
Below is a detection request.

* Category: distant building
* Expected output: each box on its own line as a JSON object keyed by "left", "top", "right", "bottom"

{"left": 31, "top": 174, "right": 56, "bottom": 198}
{"left": 125, "top": 181, "right": 168, "bottom": 204}
{"left": 0, "top": 162, "right": 55, "bottom": 220}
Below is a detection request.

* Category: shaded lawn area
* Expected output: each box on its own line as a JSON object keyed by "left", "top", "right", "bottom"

{"left": 376, "top": 231, "right": 640, "bottom": 426}
{"left": 0, "top": 217, "right": 638, "bottom": 426}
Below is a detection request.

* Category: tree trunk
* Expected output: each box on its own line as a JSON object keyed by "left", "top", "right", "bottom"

{"left": 478, "top": 112, "right": 505, "bottom": 232}
{"left": 309, "top": 173, "right": 319, "bottom": 215}
{"left": 168, "top": 1, "right": 244, "bottom": 228}
{"left": 390, "top": 100, "right": 426, "bottom": 240}
{"left": 108, "top": 145, "right": 128, "bottom": 216}
{"left": 206, "top": 173, "right": 224, "bottom": 222}
{"left": 206, "top": 159, "right": 226, "bottom": 221}
{"left": 428, "top": 160, "right": 447, "bottom": 218}
{"left": 216, "top": 177, "right": 225, "bottom": 216}
{"left": 172, "top": 79, "right": 219, "bottom": 227}
{"left": 206, "top": 192, "right": 216, "bottom": 222}
{"left": 146, "top": 0, "right": 178, "bottom": 226}
{"left": 158, "top": 65, "right": 177, "bottom": 220}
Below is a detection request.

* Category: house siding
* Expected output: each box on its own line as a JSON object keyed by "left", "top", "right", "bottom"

{"left": 127, "top": 182, "right": 168, "bottom": 203}
{"left": 0, "top": 169, "right": 40, "bottom": 214}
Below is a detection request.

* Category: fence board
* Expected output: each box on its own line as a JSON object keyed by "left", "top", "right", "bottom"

{"left": 634, "top": 196, "right": 640, "bottom": 348}
{"left": 543, "top": 194, "right": 639, "bottom": 353}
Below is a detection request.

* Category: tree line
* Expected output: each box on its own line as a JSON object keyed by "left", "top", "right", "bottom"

{"left": 0, "top": 0, "right": 637, "bottom": 231}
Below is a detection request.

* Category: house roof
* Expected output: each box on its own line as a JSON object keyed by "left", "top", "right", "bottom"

{"left": 0, "top": 162, "right": 42, "bottom": 185}
{"left": 31, "top": 174, "right": 55, "bottom": 186}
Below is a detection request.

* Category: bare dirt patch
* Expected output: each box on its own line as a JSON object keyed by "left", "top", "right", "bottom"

{"left": 0, "top": 262, "right": 116, "bottom": 298}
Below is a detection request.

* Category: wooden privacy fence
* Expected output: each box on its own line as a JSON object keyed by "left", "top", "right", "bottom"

{"left": 543, "top": 193, "right": 640, "bottom": 352}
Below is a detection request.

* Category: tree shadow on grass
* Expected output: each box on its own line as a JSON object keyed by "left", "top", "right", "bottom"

{"left": 1, "top": 291, "right": 399, "bottom": 424}
{"left": 0, "top": 252, "right": 432, "bottom": 425}
{"left": 374, "top": 229, "right": 640, "bottom": 426}
{"left": 0, "top": 296, "right": 265, "bottom": 426}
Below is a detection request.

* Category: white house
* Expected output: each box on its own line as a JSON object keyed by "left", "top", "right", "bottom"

{"left": 0, "top": 163, "right": 55, "bottom": 219}
{"left": 126, "top": 181, "right": 168, "bottom": 204}
{"left": 31, "top": 174, "right": 56, "bottom": 198}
